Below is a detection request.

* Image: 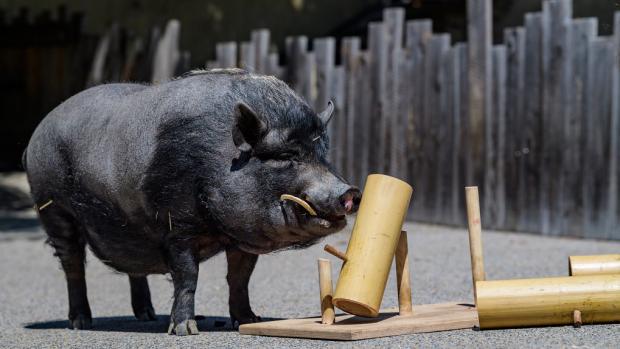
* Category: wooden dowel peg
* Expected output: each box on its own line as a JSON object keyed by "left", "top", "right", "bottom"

{"left": 573, "top": 310, "right": 582, "bottom": 328}
{"left": 324, "top": 244, "right": 347, "bottom": 262}
{"left": 395, "top": 231, "right": 413, "bottom": 316}
{"left": 465, "top": 186, "right": 486, "bottom": 304}
{"left": 318, "top": 258, "right": 335, "bottom": 325}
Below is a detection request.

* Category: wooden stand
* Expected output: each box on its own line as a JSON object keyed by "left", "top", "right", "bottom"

{"left": 239, "top": 230, "right": 478, "bottom": 340}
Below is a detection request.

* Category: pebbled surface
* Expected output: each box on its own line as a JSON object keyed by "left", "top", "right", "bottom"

{"left": 0, "top": 220, "right": 619, "bottom": 348}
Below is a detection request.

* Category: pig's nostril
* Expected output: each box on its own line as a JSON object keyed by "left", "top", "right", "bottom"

{"left": 340, "top": 187, "right": 362, "bottom": 214}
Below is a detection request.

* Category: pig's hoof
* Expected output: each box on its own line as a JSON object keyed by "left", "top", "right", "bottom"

{"left": 167, "top": 319, "right": 199, "bottom": 336}
{"left": 69, "top": 314, "right": 92, "bottom": 330}
{"left": 134, "top": 306, "right": 157, "bottom": 321}
{"left": 231, "top": 314, "right": 262, "bottom": 329}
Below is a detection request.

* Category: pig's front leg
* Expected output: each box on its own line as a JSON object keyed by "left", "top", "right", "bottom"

{"left": 167, "top": 244, "right": 200, "bottom": 336}
{"left": 226, "top": 248, "right": 260, "bottom": 328}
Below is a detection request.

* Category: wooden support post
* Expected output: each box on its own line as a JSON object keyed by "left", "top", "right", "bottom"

{"left": 318, "top": 258, "right": 335, "bottom": 325}
{"left": 465, "top": 186, "right": 485, "bottom": 303}
{"left": 395, "top": 231, "right": 413, "bottom": 316}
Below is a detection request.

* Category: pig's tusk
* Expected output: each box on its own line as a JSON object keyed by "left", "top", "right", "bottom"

{"left": 37, "top": 199, "right": 54, "bottom": 211}
{"left": 280, "top": 194, "right": 317, "bottom": 216}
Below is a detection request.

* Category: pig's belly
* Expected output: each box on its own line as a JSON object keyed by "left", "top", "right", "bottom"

{"left": 83, "top": 224, "right": 170, "bottom": 275}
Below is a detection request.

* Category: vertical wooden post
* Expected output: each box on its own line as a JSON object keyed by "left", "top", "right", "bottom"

{"left": 318, "top": 258, "right": 335, "bottom": 325}
{"left": 395, "top": 231, "right": 413, "bottom": 316}
{"left": 522, "top": 13, "right": 543, "bottom": 233}
{"left": 342, "top": 37, "right": 361, "bottom": 184}
{"left": 215, "top": 41, "right": 237, "bottom": 68}
{"left": 331, "top": 65, "right": 345, "bottom": 172}
{"left": 465, "top": 186, "right": 485, "bottom": 303}
{"left": 466, "top": 0, "right": 492, "bottom": 189}
{"left": 608, "top": 12, "right": 620, "bottom": 238}
{"left": 239, "top": 42, "right": 255, "bottom": 72}
{"left": 585, "top": 37, "right": 613, "bottom": 239}
{"left": 488, "top": 45, "right": 507, "bottom": 228}
{"left": 314, "top": 37, "right": 335, "bottom": 159}
{"left": 251, "top": 29, "right": 269, "bottom": 74}
{"left": 368, "top": 22, "right": 387, "bottom": 174}
{"left": 504, "top": 27, "right": 526, "bottom": 230}
{"left": 384, "top": 7, "right": 404, "bottom": 177}
{"left": 404, "top": 20, "right": 432, "bottom": 221}
{"left": 540, "top": 0, "right": 572, "bottom": 236}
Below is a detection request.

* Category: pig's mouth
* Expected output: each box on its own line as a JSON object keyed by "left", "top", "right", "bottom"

{"left": 279, "top": 197, "right": 347, "bottom": 235}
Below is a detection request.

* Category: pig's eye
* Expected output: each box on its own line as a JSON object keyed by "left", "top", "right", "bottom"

{"left": 276, "top": 152, "right": 296, "bottom": 160}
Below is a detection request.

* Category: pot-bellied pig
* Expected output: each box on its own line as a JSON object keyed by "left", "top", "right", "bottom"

{"left": 24, "top": 69, "right": 361, "bottom": 335}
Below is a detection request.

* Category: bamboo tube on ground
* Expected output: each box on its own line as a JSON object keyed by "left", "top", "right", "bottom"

{"left": 569, "top": 254, "right": 620, "bottom": 276}
{"left": 318, "top": 258, "right": 335, "bottom": 325}
{"left": 476, "top": 275, "right": 620, "bottom": 329}
{"left": 333, "top": 174, "right": 413, "bottom": 317}
{"left": 395, "top": 231, "right": 413, "bottom": 316}
{"left": 465, "top": 186, "right": 485, "bottom": 303}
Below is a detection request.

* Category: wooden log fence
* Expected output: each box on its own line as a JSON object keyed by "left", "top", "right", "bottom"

{"left": 202, "top": 0, "right": 619, "bottom": 240}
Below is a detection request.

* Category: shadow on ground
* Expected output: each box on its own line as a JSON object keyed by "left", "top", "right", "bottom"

{"left": 0, "top": 215, "right": 39, "bottom": 231}
{"left": 24, "top": 315, "right": 281, "bottom": 334}
{"left": 0, "top": 184, "right": 32, "bottom": 211}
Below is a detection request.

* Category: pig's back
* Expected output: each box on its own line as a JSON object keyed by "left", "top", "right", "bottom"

{"left": 26, "top": 76, "right": 233, "bottom": 214}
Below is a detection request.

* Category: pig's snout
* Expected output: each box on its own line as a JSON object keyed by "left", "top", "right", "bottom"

{"left": 340, "top": 187, "right": 361, "bottom": 214}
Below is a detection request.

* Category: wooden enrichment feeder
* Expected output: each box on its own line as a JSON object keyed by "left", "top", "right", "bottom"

{"left": 240, "top": 175, "right": 478, "bottom": 340}
{"left": 332, "top": 174, "right": 413, "bottom": 317}
{"left": 464, "top": 186, "right": 620, "bottom": 330}
{"left": 569, "top": 254, "right": 620, "bottom": 276}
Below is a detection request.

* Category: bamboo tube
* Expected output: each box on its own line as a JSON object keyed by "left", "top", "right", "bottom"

{"left": 476, "top": 275, "right": 620, "bottom": 329}
{"left": 569, "top": 254, "right": 620, "bottom": 276}
{"left": 395, "top": 231, "right": 413, "bottom": 316}
{"left": 318, "top": 258, "right": 335, "bottom": 325}
{"left": 333, "top": 174, "right": 413, "bottom": 318}
{"left": 465, "top": 186, "right": 485, "bottom": 303}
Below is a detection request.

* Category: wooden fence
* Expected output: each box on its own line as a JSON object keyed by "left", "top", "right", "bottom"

{"left": 205, "top": 0, "right": 619, "bottom": 240}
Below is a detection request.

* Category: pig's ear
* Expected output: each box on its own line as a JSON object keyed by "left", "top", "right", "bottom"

{"left": 233, "top": 102, "right": 267, "bottom": 151}
{"left": 317, "top": 100, "right": 334, "bottom": 126}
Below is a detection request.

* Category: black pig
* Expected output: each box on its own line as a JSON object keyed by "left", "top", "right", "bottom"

{"left": 24, "top": 69, "right": 361, "bottom": 335}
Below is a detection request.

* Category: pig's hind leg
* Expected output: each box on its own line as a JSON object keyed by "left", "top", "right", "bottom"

{"left": 39, "top": 208, "right": 92, "bottom": 330}
{"left": 226, "top": 248, "right": 261, "bottom": 328}
{"left": 129, "top": 276, "right": 157, "bottom": 321}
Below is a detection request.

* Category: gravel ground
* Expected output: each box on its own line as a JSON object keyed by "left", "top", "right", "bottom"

{"left": 0, "top": 219, "right": 619, "bottom": 349}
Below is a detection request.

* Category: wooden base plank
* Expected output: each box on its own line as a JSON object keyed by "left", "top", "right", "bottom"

{"left": 239, "top": 302, "right": 478, "bottom": 341}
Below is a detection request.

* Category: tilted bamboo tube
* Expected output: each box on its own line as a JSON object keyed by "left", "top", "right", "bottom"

{"left": 333, "top": 174, "right": 413, "bottom": 317}
{"left": 569, "top": 254, "right": 620, "bottom": 276}
{"left": 317, "top": 258, "right": 335, "bottom": 325}
{"left": 476, "top": 275, "right": 620, "bottom": 329}
{"left": 465, "top": 186, "right": 485, "bottom": 302}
